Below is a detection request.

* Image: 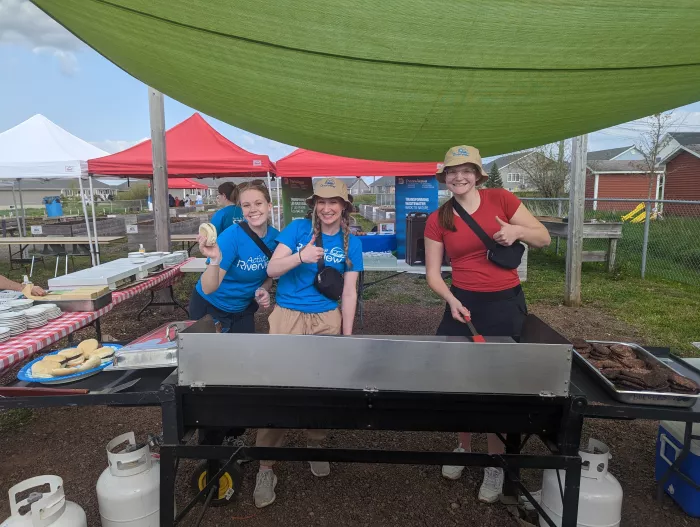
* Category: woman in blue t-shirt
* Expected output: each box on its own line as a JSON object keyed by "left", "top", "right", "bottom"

{"left": 210, "top": 182, "right": 244, "bottom": 235}
{"left": 252, "top": 177, "right": 364, "bottom": 509}
{"left": 189, "top": 181, "right": 278, "bottom": 333}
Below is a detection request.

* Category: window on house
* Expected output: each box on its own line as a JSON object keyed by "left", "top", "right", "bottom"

{"left": 507, "top": 173, "right": 521, "bottom": 183}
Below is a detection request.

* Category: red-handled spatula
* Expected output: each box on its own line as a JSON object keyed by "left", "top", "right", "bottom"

{"left": 463, "top": 315, "right": 486, "bottom": 343}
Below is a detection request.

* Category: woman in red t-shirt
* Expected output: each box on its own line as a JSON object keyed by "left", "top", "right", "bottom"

{"left": 424, "top": 145, "right": 551, "bottom": 503}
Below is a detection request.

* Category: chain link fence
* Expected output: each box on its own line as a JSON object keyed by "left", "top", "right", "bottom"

{"left": 521, "top": 197, "right": 700, "bottom": 286}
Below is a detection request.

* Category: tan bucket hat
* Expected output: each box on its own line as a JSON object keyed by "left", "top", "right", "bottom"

{"left": 306, "top": 177, "right": 352, "bottom": 208}
{"left": 436, "top": 145, "right": 489, "bottom": 185}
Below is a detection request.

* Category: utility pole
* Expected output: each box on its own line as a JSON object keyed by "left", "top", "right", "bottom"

{"left": 564, "top": 134, "right": 587, "bottom": 307}
{"left": 149, "top": 87, "right": 171, "bottom": 252}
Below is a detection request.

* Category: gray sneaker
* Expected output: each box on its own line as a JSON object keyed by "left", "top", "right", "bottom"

{"left": 308, "top": 460, "right": 330, "bottom": 477}
{"left": 307, "top": 445, "right": 330, "bottom": 477}
{"left": 253, "top": 470, "right": 277, "bottom": 508}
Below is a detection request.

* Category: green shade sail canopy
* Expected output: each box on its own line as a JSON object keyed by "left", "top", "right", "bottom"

{"left": 34, "top": 0, "right": 700, "bottom": 160}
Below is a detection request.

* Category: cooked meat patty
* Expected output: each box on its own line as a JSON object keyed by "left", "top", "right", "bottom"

{"left": 609, "top": 344, "right": 636, "bottom": 358}
{"left": 616, "top": 357, "right": 647, "bottom": 370}
{"left": 571, "top": 338, "right": 591, "bottom": 350}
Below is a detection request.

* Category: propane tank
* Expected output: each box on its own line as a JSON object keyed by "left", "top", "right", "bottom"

{"left": 96, "top": 432, "right": 160, "bottom": 527}
{"left": 540, "top": 439, "right": 623, "bottom": 527}
{"left": 1, "top": 475, "right": 87, "bottom": 527}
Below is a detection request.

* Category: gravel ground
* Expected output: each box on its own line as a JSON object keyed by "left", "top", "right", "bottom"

{"left": 0, "top": 274, "right": 698, "bottom": 526}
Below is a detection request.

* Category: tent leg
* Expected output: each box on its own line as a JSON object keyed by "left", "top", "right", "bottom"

{"left": 55, "top": 256, "right": 60, "bottom": 278}
{"left": 276, "top": 177, "right": 281, "bottom": 228}
{"left": 266, "top": 172, "right": 274, "bottom": 228}
{"left": 78, "top": 177, "right": 96, "bottom": 266}
{"left": 11, "top": 182, "right": 21, "bottom": 235}
{"left": 17, "top": 180, "right": 28, "bottom": 260}
{"left": 89, "top": 175, "right": 100, "bottom": 264}
{"left": 17, "top": 180, "right": 26, "bottom": 237}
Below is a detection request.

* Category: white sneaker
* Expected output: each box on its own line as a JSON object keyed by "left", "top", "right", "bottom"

{"left": 519, "top": 489, "right": 541, "bottom": 512}
{"left": 253, "top": 469, "right": 277, "bottom": 508}
{"left": 441, "top": 447, "right": 467, "bottom": 480}
{"left": 478, "top": 467, "right": 504, "bottom": 503}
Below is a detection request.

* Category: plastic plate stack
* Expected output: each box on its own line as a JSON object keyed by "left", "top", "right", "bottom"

{"left": 128, "top": 252, "right": 147, "bottom": 265}
{"left": 0, "top": 326, "right": 11, "bottom": 342}
{"left": 35, "top": 303, "right": 62, "bottom": 320}
{"left": 7, "top": 299, "right": 34, "bottom": 311}
{"left": 163, "top": 250, "right": 188, "bottom": 266}
{"left": 0, "top": 290, "right": 24, "bottom": 303}
{"left": 23, "top": 307, "right": 49, "bottom": 329}
{"left": 0, "top": 311, "right": 27, "bottom": 336}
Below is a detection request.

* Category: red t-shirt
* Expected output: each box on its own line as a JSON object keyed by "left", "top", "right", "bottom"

{"left": 424, "top": 189, "right": 522, "bottom": 292}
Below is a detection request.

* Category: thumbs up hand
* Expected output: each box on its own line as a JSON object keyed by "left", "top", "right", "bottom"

{"left": 493, "top": 216, "right": 519, "bottom": 246}
{"left": 299, "top": 234, "right": 325, "bottom": 264}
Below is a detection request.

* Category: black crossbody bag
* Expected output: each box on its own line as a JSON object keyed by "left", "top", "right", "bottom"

{"left": 313, "top": 234, "right": 344, "bottom": 301}
{"left": 451, "top": 198, "right": 524, "bottom": 270}
{"left": 239, "top": 222, "right": 273, "bottom": 259}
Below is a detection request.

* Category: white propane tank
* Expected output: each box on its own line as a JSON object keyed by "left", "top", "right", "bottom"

{"left": 540, "top": 439, "right": 623, "bottom": 527}
{"left": 1, "top": 475, "right": 87, "bottom": 527}
{"left": 96, "top": 432, "right": 160, "bottom": 527}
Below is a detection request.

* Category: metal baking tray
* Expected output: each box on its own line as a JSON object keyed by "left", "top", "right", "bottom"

{"left": 32, "top": 292, "right": 113, "bottom": 312}
{"left": 574, "top": 340, "right": 700, "bottom": 408}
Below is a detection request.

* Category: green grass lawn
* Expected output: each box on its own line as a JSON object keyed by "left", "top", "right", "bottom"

{"left": 351, "top": 213, "right": 377, "bottom": 232}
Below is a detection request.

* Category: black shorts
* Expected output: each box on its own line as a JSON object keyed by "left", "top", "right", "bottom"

{"left": 436, "top": 285, "right": 527, "bottom": 339}
{"left": 188, "top": 288, "right": 258, "bottom": 334}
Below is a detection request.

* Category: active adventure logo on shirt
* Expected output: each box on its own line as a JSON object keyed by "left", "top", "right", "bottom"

{"left": 236, "top": 255, "right": 269, "bottom": 272}
{"left": 296, "top": 243, "right": 346, "bottom": 264}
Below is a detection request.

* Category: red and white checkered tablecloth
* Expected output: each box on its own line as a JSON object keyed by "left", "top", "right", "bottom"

{"left": 0, "top": 258, "right": 192, "bottom": 373}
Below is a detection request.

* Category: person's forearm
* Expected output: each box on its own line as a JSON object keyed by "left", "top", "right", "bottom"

{"left": 260, "top": 276, "right": 274, "bottom": 291}
{"left": 200, "top": 263, "right": 224, "bottom": 295}
{"left": 341, "top": 291, "right": 357, "bottom": 335}
{"left": 426, "top": 272, "right": 458, "bottom": 305}
{"left": 514, "top": 225, "right": 551, "bottom": 248}
{"left": 267, "top": 252, "right": 303, "bottom": 278}
{"left": 0, "top": 276, "right": 22, "bottom": 292}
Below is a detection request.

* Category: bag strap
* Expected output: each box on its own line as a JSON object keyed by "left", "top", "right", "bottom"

{"left": 450, "top": 197, "right": 499, "bottom": 252}
{"left": 239, "top": 222, "right": 273, "bottom": 259}
{"left": 315, "top": 230, "right": 325, "bottom": 271}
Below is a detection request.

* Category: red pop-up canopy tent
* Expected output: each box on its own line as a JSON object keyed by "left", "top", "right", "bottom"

{"left": 88, "top": 113, "right": 274, "bottom": 177}
{"left": 276, "top": 148, "right": 440, "bottom": 177}
{"left": 148, "top": 178, "right": 208, "bottom": 190}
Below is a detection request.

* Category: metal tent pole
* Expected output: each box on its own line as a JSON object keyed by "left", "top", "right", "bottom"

{"left": 276, "top": 177, "right": 281, "bottom": 228}
{"left": 17, "top": 180, "right": 26, "bottom": 237}
{"left": 266, "top": 171, "right": 274, "bottom": 228}
{"left": 78, "top": 177, "right": 96, "bottom": 266}
{"left": 11, "top": 182, "right": 20, "bottom": 233}
{"left": 88, "top": 175, "right": 101, "bottom": 264}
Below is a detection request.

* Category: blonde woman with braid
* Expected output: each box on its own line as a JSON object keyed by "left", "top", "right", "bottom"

{"left": 252, "top": 178, "right": 363, "bottom": 509}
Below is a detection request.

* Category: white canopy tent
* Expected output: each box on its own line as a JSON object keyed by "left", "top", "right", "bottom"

{"left": 0, "top": 114, "right": 109, "bottom": 265}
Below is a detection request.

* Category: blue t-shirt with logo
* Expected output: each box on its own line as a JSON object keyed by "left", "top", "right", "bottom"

{"left": 275, "top": 219, "right": 364, "bottom": 313}
{"left": 210, "top": 205, "right": 244, "bottom": 235}
{"left": 195, "top": 222, "right": 279, "bottom": 312}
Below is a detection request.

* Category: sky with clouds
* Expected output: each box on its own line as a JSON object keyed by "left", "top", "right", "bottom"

{"left": 2, "top": 0, "right": 700, "bottom": 162}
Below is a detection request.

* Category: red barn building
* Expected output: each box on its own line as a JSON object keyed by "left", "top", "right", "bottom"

{"left": 659, "top": 142, "right": 700, "bottom": 216}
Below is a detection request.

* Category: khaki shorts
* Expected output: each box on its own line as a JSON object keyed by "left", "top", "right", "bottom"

{"left": 257, "top": 305, "right": 341, "bottom": 465}
{"left": 268, "top": 305, "right": 342, "bottom": 335}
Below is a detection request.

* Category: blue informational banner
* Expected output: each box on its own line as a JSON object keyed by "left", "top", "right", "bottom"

{"left": 395, "top": 176, "right": 439, "bottom": 259}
